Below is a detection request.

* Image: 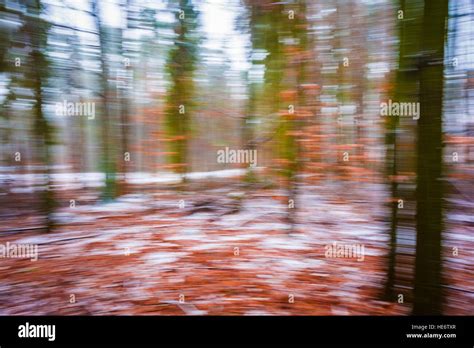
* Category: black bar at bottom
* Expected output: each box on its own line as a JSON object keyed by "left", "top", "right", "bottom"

{"left": 0, "top": 316, "right": 472, "bottom": 346}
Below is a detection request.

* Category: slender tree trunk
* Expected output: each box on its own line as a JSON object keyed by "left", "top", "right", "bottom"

{"left": 92, "top": 0, "right": 117, "bottom": 201}
{"left": 243, "top": 80, "right": 257, "bottom": 185}
{"left": 383, "top": 0, "right": 423, "bottom": 300}
{"left": 27, "top": 0, "right": 54, "bottom": 232}
{"left": 383, "top": 0, "right": 405, "bottom": 300}
{"left": 33, "top": 64, "right": 54, "bottom": 232}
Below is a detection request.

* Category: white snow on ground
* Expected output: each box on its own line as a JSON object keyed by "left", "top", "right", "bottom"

{"left": 165, "top": 228, "right": 207, "bottom": 241}
{"left": 259, "top": 235, "right": 312, "bottom": 250}
{"left": 12, "top": 225, "right": 152, "bottom": 246}
{"left": 0, "top": 169, "right": 258, "bottom": 190}
{"left": 142, "top": 252, "right": 189, "bottom": 266}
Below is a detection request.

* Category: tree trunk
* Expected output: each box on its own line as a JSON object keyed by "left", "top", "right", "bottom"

{"left": 413, "top": 0, "right": 448, "bottom": 315}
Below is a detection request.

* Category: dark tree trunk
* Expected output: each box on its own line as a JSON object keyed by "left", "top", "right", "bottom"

{"left": 412, "top": 0, "right": 448, "bottom": 315}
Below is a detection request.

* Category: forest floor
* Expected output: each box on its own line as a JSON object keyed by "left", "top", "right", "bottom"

{"left": 0, "top": 172, "right": 472, "bottom": 315}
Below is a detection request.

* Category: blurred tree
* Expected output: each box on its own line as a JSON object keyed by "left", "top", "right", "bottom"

{"left": 383, "top": 0, "right": 423, "bottom": 301}
{"left": 117, "top": 0, "right": 133, "bottom": 196}
{"left": 242, "top": 1, "right": 273, "bottom": 186}
{"left": 23, "top": 0, "right": 55, "bottom": 231}
{"left": 244, "top": 0, "right": 313, "bottom": 229}
{"left": 413, "top": 0, "right": 448, "bottom": 315}
{"left": 335, "top": 0, "right": 349, "bottom": 105}
{"left": 242, "top": 73, "right": 257, "bottom": 184}
{"left": 64, "top": 32, "right": 87, "bottom": 174}
{"left": 0, "top": 7, "right": 10, "bottom": 74}
{"left": 164, "top": 0, "right": 199, "bottom": 183}
{"left": 249, "top": 1, "right": 294, "bottom": 220}
{"left": 243, "top": 0, "right": 279, "bottom": 185}
{"left": 92, "top": 0, "right": 117, "bottom": 201}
